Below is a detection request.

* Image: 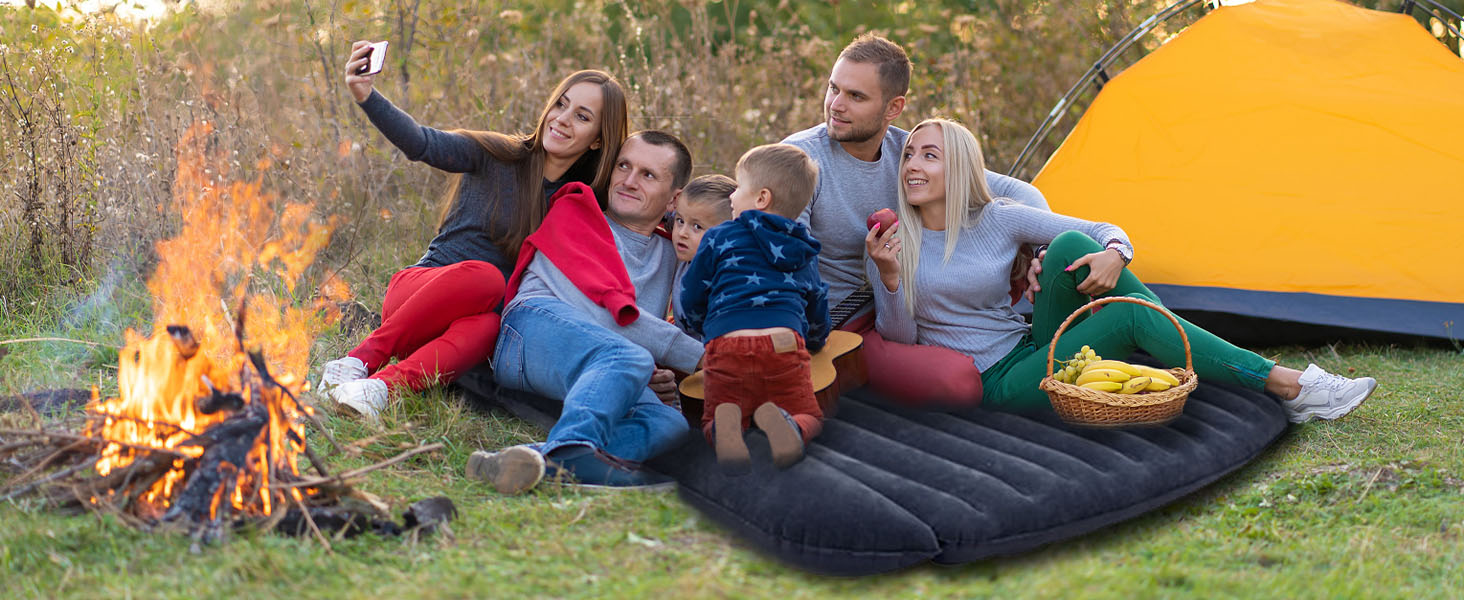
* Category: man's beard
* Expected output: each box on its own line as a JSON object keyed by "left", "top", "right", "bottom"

{"left": 827, "top": 114, "right": 885, "bottom": 145}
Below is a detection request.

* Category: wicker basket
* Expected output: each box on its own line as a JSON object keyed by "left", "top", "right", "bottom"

{"left": 1038, "top": 296, "right": 1198, "bottom": 427}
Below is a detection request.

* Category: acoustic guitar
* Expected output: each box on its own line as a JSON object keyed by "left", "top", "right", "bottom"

{"left": 677, "top": 330, "right": 866, "bottom": 424}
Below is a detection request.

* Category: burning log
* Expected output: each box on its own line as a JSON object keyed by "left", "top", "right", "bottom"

{"left": 0, "top": 324, "right": 451, "bottom": 547}
{"left": 0, "top": 122, "right": 451, "bottom": 547}
{"left": 166, "top": 325, "right": 199, "bottom": 359}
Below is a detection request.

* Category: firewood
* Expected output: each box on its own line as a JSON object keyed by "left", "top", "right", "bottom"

{"left": 0, "top": 456, "right": 99, "bottom": 502}
{"left": 270, "top": 443, "right": 444, "bottom": 490}
{"left": 165, "top": 325, "right": 199, "bottom": 359}
{"left": 0, "top": 428, "right": 191, "bottom": 459}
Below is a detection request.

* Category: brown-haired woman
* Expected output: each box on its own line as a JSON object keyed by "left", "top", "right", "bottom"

{"left": 321, "top": 40, "right": 630, "bottom": 419}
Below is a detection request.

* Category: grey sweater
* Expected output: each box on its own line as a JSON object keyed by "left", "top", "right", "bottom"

{"left": 358, "top": 90, "right": 583, "bottom": 275}
{"left": 868, "top": 200, "right": 1131, "bottom": 371}
{"left": 782, "top": 124, "right": 1049, "bottom": 313}
{"left": 511, "top": 218, "right": 703, "bottom": 373}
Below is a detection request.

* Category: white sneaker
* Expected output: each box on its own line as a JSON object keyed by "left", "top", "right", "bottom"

{"left": 1282, "top": 364, "right": 1377, "bottom": 423}
{"left": 320, "top": 356, "right": 368, "bottom": 389}
{"left": 328, "top": 378, "right": 388, "bottom": 421}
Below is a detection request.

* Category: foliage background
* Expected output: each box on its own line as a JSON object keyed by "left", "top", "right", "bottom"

{"left": 3, "top": 0, "right": 1459, "bottom": 322}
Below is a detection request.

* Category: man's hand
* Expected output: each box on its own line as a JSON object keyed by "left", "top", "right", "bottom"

{"left": 1023, "top": 247, "right": 1047, "bottom": 303}
{"left": 649, "top": 368, "right": 679, "bottom": 406}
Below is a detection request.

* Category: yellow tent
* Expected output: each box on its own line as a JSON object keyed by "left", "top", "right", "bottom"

{"left": 1032, "top": 0, "right": 1464, "bottom": 338}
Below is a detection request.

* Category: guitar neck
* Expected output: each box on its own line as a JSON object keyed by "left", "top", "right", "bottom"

{"left": 829, "top": 286, "right": 873, "bottom": 329}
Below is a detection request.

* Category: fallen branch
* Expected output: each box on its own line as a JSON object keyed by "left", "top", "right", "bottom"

{"left": 0, "top": 337, "right": 116, "bottom": 349}
{"left": 0, "top": 438, "right": 48, "bottom": 455}
{"left": 290, "top": 488, "right": 333, "bottom": 553}
{"left": 0, "top": 456, "right": 99, "bottom": 502}
{"left": 0, "top": 428, "right": 191, "bottom": 459}
{"left": 271, "top": 443, "right": 444, "bottom": 490}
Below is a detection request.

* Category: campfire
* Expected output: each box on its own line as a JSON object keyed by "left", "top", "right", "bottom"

{"left": 0, "top": 123, "right": 451, "bottom": 546}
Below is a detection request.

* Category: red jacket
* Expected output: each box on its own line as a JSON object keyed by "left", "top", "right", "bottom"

{"left": 504, "top": 182, "right": 639, "bottom": 326}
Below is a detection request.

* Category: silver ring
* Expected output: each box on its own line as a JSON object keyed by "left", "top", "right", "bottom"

{"left": 883, "top": 243, "right": 892, "bottom": 249}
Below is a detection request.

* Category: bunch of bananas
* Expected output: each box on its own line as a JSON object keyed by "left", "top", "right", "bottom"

{"left": 1052, "top": 347, "right": 1182, "bottom": 394}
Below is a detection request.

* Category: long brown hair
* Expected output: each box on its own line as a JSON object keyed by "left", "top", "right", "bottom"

{"left": 440, "top": 70, "right": 629, "bottom": 257}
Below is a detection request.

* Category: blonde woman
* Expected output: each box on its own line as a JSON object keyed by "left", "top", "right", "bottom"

{"left": 864, "top": 118, "right": 1375, "bottom": 422}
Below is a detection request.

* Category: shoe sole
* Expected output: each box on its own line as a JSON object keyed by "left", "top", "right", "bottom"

{"left": 466, "top": 447, "right": 545, "bottom": 495}
{"left": 713, "top": 403, "right": 750, "bottom": 474}
{"left": 1288, "top": 379, "right": 1378, "bottom": 423}
{"left": 319, "top": 359, "right": 368, "bottom": 389}
{"left": 754, "top": 402, "right": 804, "bottom": 469}
{"left": 331, "top": 395, "right": 381, "bottom": 422}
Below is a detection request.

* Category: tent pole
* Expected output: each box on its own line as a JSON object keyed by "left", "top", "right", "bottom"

{"left": 1007, "top": 0, "right": 1209, "bottom": 180}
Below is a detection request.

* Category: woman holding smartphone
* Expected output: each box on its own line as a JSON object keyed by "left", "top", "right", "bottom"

{"left": 321, "top": 40, "right": 630, "bottom": 419}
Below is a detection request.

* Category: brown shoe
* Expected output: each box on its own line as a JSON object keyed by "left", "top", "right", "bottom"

{"left": 466, "top": 446, "right": 545, "bottom": 495}
{"left": 713, "top": 403, "right": 750, "bottom": 474}
{"left": 753, "top": 402, "right": 804, "bottom": 469}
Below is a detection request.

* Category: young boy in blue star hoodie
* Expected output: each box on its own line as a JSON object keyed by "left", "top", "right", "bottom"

{"left": 680, "top": 144, "right": 830, "bottom": 470}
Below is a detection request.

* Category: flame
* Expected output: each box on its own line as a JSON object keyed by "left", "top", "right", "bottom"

{"left": 85, "top": 122, "right": 345, "bottom": 521}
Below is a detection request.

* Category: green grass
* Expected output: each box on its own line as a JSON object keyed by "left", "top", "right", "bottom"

{"left": 3, "top": 290, "right": 1463, "bottom": 599}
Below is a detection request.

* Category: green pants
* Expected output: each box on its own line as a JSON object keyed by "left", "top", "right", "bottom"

{"left": 980, "top": 231, "right": 1275, "bottom": 412}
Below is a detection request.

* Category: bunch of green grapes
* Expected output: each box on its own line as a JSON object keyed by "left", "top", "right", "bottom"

{"left": 1054, "top": 345, "right": 1102, "bottom": 383}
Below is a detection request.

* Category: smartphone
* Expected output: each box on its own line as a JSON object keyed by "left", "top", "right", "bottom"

{"left": 358, "top": 41, "right": 388, "bottom": 76}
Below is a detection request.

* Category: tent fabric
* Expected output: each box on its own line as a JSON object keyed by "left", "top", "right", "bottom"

{"left": 1031, "top": 0, "right": 1464, "bottom": 338}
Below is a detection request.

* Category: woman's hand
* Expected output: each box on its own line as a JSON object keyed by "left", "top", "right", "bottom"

{"left": 864, "top": 221, "right": 902, "bottom": 293}
{"left": 1067, "top": 249, "right": 1126, "bottom": 295}
{"left": 1023, "top": 246, "right": 1047, "bottom": 303}
{"left": 344, "top": 40, "right": 376, "bottom": 104}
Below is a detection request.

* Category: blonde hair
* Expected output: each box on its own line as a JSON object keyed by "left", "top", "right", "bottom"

{"left": 681, "top": 174, "right": 735, "bottom": 221}
{"left": 894, "top": 118, "right": 995, "bottom": 313}
{"left": 734, "top": 144, "right": 819, "bottom": 219}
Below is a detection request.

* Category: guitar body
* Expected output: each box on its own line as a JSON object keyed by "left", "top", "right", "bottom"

{"left": 678, "top": 330, "right": 866, "bottom": 424}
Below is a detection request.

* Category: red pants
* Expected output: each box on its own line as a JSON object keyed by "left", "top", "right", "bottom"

{"left": 349, "top": 260, "right": 504, "bottom": 393}
{"left": 700, "top": 333, "right": 823, "bottom": 444}
{"left": 840, "top": 312, "right": 984, "bottom": 409}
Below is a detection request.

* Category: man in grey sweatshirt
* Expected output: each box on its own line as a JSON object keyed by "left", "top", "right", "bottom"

{"left": 467, "top": 131, "right": 699, "bottom": 494}
{"left": 783, "top": 34, "right": 1049, "bottom": 328}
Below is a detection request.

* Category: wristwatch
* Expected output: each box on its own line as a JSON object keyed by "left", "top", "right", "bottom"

{"left": 1105, "top": 240, "right": 1133, "bottom": 265}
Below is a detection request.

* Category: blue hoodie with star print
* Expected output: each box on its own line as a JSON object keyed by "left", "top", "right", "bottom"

{"left": 680, "top": 209, "right": 830, "bottom": 352}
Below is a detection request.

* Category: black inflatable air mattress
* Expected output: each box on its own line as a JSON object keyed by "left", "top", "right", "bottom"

{"left": 462, "top": 369, "right": 1289, "bottom": 576}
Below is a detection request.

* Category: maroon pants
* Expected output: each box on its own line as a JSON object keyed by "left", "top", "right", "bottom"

{"left": 700, "top": 333, "right": 823, "bottom": 444}
{"left": 348, "top": 260, "right": 503, "bottom": 393}
{"left": 840, "top": 312, "right": 984, "bottom": 409}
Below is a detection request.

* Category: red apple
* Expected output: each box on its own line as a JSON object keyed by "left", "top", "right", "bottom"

{"left": 866, "top": 208, "right": 898, "bottom": 232}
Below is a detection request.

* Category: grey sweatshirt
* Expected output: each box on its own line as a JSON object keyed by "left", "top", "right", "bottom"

{"left": 782, "top": 123, "right": 1049, "bottom": 313}
{"left": 868, "top": 200, "right": 1131, "bottom": 371}
{"left": 511, "top": 217, "right": 703, "bottom": 373}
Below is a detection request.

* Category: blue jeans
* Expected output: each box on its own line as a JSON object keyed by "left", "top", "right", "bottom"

{"left": 492, "top": 296, "right": 689, "bottom": 462}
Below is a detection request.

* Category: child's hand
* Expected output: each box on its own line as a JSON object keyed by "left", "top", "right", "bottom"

{"left": 864, "top": 221, "right": 902, "bottom": 292}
